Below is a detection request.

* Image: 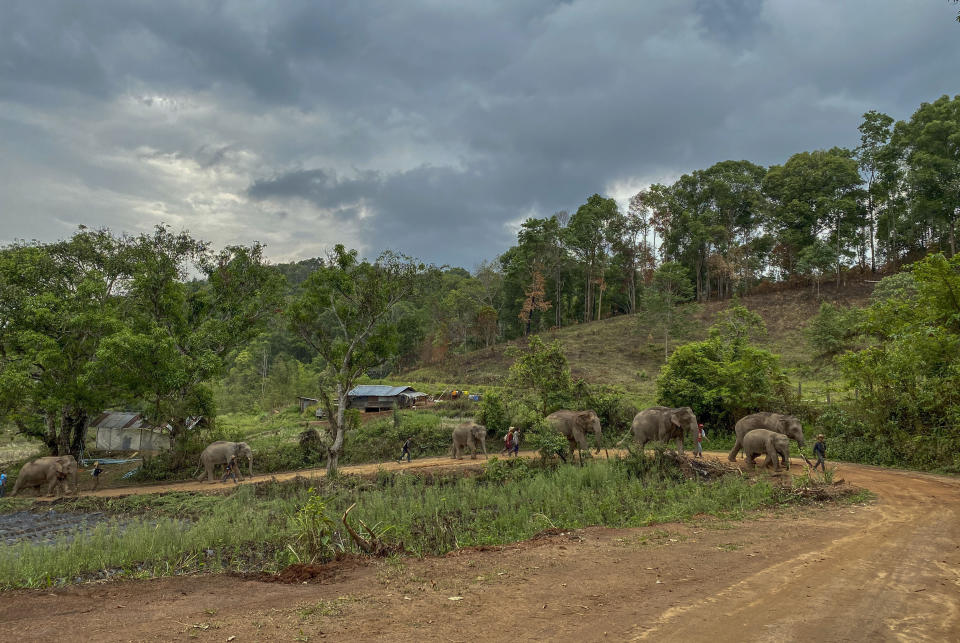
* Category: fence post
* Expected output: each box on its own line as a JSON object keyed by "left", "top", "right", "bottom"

{"left": 797, "top": 381, "right": 802, "bottom": 398}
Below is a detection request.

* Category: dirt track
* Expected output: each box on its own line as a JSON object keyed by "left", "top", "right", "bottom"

{"left": 4, "top": 454, "right": 960, "bottom": 642}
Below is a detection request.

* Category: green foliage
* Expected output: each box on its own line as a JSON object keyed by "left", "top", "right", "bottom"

{"left": 477, "top": 390, "right": 510, "bottom": 434}
{"left": 290, "top": 488, "right": 346, "bottom": 564}
{"left": 833, "top": 254, "right": 960, "bottom": 471}
{"left": 526, "top": 419, "right": 571, "bottom": 460}
{"left": 0, "top": 459, "right": 784, "bottom": 588}
{"left": 709, "top": 303, "right": 766, "bottom": 344}
{"left": 805, "top": 302, "right": 863, "bottom": 356}
{"left": 506, "top": 335, "right": 573, "bottom": 415}
{"left": 287, "top": 245, "right": 432, "bottom": 471}
{"left": 657, "top": 311, "right": 785, "bottom": 431}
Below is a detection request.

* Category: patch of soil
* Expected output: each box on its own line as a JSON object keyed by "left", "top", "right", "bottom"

{"left": 252, "top": 555, "right": 369, "bottom": 584}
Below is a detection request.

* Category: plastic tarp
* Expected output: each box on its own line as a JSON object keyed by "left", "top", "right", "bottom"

{"left": 95, "top": 427, "right": 171, "bottom": 452}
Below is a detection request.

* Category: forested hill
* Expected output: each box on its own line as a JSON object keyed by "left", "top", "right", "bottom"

{"left": 403, "top": 278, "right": 876, "bottom": 400}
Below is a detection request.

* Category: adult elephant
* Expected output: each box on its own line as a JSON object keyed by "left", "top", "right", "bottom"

{"left": 196, "top": 441, "right": 253, "bottom": 482}
{"left": 741, "top": 428, "right": 790, "bottom": 471}
{"left": 630, "top": 406, "right": 699, "bottom": 454}
{"left": 11, "top": 455, "right": 79, "bottom": 496}
{"left": 451, "top": 422, "right": 488, "bottom": 460}
{"left": 546, "top": 409, "right": 603, "bottom": 463}
{"left": 728, "top": 412, "right": 805, "bottom": 462}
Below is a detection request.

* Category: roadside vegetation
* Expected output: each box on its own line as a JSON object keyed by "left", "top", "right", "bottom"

{"left": 0, "top": 453, "right": 854, "bottom": 590}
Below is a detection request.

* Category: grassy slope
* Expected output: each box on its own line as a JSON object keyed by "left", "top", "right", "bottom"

{"left": 404, "top": 280, "right": 876, "bottom": 404}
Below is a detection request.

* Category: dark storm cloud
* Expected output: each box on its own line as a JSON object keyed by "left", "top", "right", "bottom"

{"left": 1, "top": 1, "right": 958, "bottom": 267}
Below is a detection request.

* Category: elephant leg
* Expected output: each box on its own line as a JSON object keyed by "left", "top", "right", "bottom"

{"left": 675, "top": 436, "right": 684, "bottom": 454}
{"left": 728, "top": 440, "right": 741, "bottom": 462}
{"left": 766, "top": 443, "right": 779, "bottom": 470}
{"left": 45, "top": 476, "right": 58, "bottom": 496}
{"left": 745, "top": 454, "right": 756, "bottom": 469}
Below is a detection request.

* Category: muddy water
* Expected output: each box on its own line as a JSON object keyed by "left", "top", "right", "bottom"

{"left": 0, "top": 510, "right": 132, "bottom": 546}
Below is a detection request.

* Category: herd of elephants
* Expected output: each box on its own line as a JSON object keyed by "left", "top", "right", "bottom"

{"left": 7, "top": 407, "right": 804, "bottom": 497}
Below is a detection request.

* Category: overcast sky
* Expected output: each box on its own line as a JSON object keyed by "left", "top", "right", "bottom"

{"left": 1, "top": 1, "right": 958, "bottom": 269}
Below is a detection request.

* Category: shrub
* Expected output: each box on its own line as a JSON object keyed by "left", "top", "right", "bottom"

{"left": 656, "top": 337, "right": 785, "bottom": 433}
{"left": 290, "top": 488, "right": 346, "bottom": 564}
{"left": 477, "top": 390, "right": 510, "bottom": 434}
{"left": 805, "top": 302, "right": 863, "bottom": 356}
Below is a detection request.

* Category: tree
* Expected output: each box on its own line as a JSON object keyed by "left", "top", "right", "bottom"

{"left": 0, "top": 230, "right": 133, "bottom": 456}
{"left": 636, "top": 262, "right": 698, "bottom": 360}
{"left": 856, "top": 111, "right": 895, "bottom": 272}
{"left": 566, "top": 194, "right": 619, "bottom": 321}
{"left": 517, "top": 267, "right": 551, "bottom": 335}
{"left": 890, "top": 95, "right": 960, "bottom": 257}
{"left": 288, "top": 245, "right": 428, "bottom": 472}
{"left": 101, "top": 229, "right": 284, "bottom": 444}
{"left": 657, "top": 313, "right": 784, "bottom": 431}
{"left": 506, "top": 335, "right": 573, "bottom": 416}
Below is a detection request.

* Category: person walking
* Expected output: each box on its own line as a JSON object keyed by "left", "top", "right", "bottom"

{"left": 0, "top": 471, "right": 6, "bottom": 498}
{"left": 502, "top": 428, "right": 515, "bottom": 455}
{"left": 91, "top": 461, "right": 104, "bottom": 491}
{"left": 510, "top": 428, "right": 521, "bottom": 457}
{"left": 398, "top": 437, "right": 413, "bottom": 463}
{"left": 694, "top": 423, "right": 706, "bottom": 458}
{"left": 220, "top": 455, "right": 239, "bottom": 484}
{"left": 812, "top": 434, "right": 827, "bottom": 472}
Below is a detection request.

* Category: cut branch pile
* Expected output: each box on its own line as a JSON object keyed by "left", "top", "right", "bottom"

{"left": 341, "top": 503, "right": 405, "bottom": 557}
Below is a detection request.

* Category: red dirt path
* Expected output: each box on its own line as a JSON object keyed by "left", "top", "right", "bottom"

{"left": 4, "top": 454, "right": 960, "bottom": 642}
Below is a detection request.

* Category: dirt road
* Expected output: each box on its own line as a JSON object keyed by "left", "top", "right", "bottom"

{"left": 3, "top": 456, "right": 960, "bottom": 642}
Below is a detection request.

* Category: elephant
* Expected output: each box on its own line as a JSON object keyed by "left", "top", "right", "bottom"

{"left": 545, "top": 409, "right": 603, "bottom": 462}
{"left": 11, "top": 455, "right": 79, "bottom": 496}
{"left": 196, "top": 441, "right": 253, "bottom": 482}
{"left": 728, "top": 412, "right": 805, "bottom": 462}
{"left": 630, "top": 406, "right": 699, "bottom": 455}
{"left": 741, "top": 428, "right": 790, "bottom": 471}
{"left": 451, "top": 422, "right": 488, "bottom": 459}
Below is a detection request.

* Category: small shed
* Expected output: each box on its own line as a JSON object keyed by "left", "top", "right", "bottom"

{"left": 296, "top": 396, "right": 319, "bottom": 413}
{"left": 347, "top": 385, "right": 417, "bottom": 412}
{"left": 91, "top": 412, "right": 171, "bottom": 452}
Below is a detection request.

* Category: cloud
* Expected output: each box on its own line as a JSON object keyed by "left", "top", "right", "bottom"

{"left": 1, "top": 0, "right": 958, "bottom": 267}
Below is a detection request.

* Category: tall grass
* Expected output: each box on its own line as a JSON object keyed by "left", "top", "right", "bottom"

{"left": 0, "top": 457, "right": 777, "bottom": 589}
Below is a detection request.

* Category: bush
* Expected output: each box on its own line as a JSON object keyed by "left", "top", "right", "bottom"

{"left": 656, "top": 337, "right": 785, "bottom": 433}
{"left": 290, "top": 488, "right": 346, "bottom": 564}
{"left": 805, "top": 302, "right": 863, "bottom": 356}
{"left": 477, "top": 390, "right": 510, "bottom": 434}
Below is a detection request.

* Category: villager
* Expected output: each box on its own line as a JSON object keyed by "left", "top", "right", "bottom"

{"left": 503, "top": 428, "right": 514, "bottom": 455}
{"left": 221, "top": 456, "right": 239, "bottom": 484}
{"left": 0, "top": 471, "right": 6, "bottom": 498}
{"left": 694, "top": 424, "right": 706, "bottom": 459}
{"left": 398, "top": 437, "right": 413, "bottom": 463}
{"left": 91, "top": 461, "right": 104, "bottom": 490}
{"left": 812, "top": 434, "right": 827, "bottom": 472}
{"left": 510, "top": 428, "right": 521, "bottom": 456}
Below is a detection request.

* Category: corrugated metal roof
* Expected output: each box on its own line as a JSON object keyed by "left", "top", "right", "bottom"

{"left": 347, "top": 385, "right": 415, "bottom": 397}
{"left": 90, "top": 412, "right": 145, "bottom": 429}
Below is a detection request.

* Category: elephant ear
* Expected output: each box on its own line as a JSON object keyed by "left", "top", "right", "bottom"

{"left": 577, "top": 413, "right": 592, "bottom": 431}
{"left": 669, "top": 411, "right": 683, "bottom": 428}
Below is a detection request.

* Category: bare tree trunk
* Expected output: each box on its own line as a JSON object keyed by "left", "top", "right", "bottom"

{"left": 329, "top": 383, "right": 346, "bottom": 473}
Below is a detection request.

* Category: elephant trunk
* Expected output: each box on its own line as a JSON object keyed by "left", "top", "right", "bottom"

{"left": 247, "top": 455, "right": 254, "bottom": 478}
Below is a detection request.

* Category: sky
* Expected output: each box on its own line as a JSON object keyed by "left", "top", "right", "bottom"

{"left": 1, "top": 1, "right": 958, "bottom": 269}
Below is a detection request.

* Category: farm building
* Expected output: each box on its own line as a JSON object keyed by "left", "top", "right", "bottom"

{"left": 346, "top": 385, "right": 429, "bottom": 412}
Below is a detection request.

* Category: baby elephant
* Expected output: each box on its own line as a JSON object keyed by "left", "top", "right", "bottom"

{"left": 741, "top": 428, "right": 790, "bottom": 471}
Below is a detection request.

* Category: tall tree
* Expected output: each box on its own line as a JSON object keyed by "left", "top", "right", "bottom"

{"left": 763, "top": 148, "right": 865, "bottom": 281}
{"left": 856, "top": 110, "right": 895, "bottom": 272}
{"left": 890, "top": 94, "right": 960, "bottom": 257}
{"left": 287, "top": 245, "right": 428, "bottom": 472}
{"left": 566, "top": 194, "right": 619, "bottom": 321}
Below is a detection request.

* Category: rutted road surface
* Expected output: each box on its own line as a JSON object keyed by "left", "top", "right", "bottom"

{"left": 3, "top": 454, "right": 960, "bottom": 642}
